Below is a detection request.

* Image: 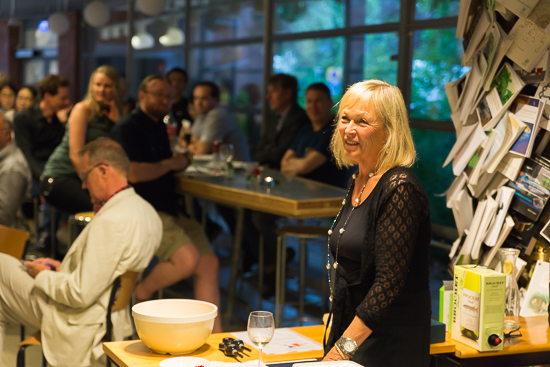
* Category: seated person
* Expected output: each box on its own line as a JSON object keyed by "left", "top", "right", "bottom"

{"left": 253, "top": 73, "right": 308, "bottom": 169}
{"left": 111, "top": 75, "right": 222, "bottom": 332}
{"left": 41, "top": 65, "right": 122, "bottom": 214}
{"left": 281, "top": 82, "right": 347, "bottom": 188}
{"left": 167, "top": 67, "right": 193, "bottom": 131}
{"left": 0, "top": 137, "right": 162, "bottom": 367}
{"left": 0, "top": 114, "right": 31, "bottom": 228}
{"left": 189, "top": 81, "right": 250, "bottom": 162}
{"left": 0, "top": 83, "right": 16, "bottom": 117}
{"left": 14, "top": 74, "right": 70, "bottom": 194}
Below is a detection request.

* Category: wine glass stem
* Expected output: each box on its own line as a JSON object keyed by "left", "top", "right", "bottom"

{"left": 258, "top": 348, "right": 262, "bottom": 367}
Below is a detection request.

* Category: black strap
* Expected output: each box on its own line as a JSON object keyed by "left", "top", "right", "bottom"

{"left": 103, "top": 277, "right": 121, "bottom": 342}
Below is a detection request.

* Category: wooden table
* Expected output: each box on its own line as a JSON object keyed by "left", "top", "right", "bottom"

{"left": 176, "top": 168, "right": 347, "bottom": 318}
{"left": 104, "top": 325, "right": 459, "bottom": 367}
{"left": 104, "top": 325, "right": 325, "bottom": 367}
{"left": 176, "top": 169, "right": 346, "bottom": 219}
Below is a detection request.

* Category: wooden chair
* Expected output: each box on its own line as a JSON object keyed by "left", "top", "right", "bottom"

{"left": 0, "top": 224, "right": 30, "bottom": 260}
{"left": 16, "top": 271, "right": 140, "bottom": 367}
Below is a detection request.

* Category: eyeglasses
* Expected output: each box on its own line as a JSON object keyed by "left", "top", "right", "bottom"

{"left": 145, "top": 90, "right": 171, "bottom": 100}
{"left": 79, "top": 163, "right": 108, "bottom": 181}
{"left": 0, "top": 93, "right": 14, "bottom": 98}
{"left": 16, "top": 96, "right": 33, "bottom": 102}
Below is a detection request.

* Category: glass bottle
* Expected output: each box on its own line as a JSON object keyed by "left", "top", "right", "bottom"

{"left": 498, "top": 248, "right": 520, "bottom": 330}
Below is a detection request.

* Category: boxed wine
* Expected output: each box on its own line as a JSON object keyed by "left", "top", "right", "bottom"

{"left": 452, "top": 265, "right": 506, "bottom": 352}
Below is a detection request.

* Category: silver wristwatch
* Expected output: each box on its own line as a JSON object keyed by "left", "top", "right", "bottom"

{"left": 335, "top": 336, "right": 358, "bottom": 358}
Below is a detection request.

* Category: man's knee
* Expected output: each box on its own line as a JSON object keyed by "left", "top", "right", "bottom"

{"left": 198, "top": 253, "right": 219, "bottom": 271}
{"left": 169, "top": 242, "right": 200, "bottom": 273}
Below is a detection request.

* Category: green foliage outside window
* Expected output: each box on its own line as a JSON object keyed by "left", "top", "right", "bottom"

{"left": 362, "top": 33, "right": 398, "bottom": 85}
{"left": 274, "top": 0, "right": 344, "bottom": 33}
{"left": 411, "top": 129, "right": 456, "bottom": 227}
{"left": 273, "top": 37, "right": 345, "bottom": 104}
{"left": 363, "top": 0, "right": 400, "bottom": 25}
{"left": 411, "top": 28, "right": 470, "bottom": 121}
{"left": 415, "top": 0, "right": 460, "bottom": 20}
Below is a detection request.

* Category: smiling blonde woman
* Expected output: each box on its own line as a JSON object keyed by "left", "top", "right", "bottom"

{"left": 323, "top": 80, "right": 431, "bottom": 366}
{"left": 41, "top": 65, "right": 122, "bottom": 214}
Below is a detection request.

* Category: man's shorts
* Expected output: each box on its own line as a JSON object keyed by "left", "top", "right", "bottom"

{"left": 156, "top": 211, "right": 212, "bottom": 261}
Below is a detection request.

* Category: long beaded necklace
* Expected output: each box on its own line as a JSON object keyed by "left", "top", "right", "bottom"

{"left": 326, "top": 171, "right": 373, "bottom": 302}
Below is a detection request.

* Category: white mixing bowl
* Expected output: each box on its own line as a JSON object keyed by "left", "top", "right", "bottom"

{"left": 132, "top": 299, "right": 218, "bottom": 355}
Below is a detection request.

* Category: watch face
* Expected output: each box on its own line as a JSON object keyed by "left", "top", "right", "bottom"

{"left": 344, "top": 342, "right": 354, "bottom": 352}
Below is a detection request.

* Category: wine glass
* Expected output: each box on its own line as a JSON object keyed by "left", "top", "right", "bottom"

{"left": 247, "top": 311, "right": 274, "bottom": 367}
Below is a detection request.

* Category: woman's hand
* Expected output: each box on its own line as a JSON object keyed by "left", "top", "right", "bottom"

{"left": 104, "top": 98, "right": 120, "bottom": 123}
{"left": 322, "top": 346, "right": 346, "bottom": 362}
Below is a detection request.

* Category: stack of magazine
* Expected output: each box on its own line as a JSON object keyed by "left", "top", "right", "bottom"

{"left": 446, "top": 0, "right": 550, "bottom": 270}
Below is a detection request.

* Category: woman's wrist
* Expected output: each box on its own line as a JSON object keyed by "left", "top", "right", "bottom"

{"left": 334, "top": 345, "right": 349, "bottom": 360}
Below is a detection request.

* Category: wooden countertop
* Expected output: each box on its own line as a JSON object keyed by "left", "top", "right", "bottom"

{"left": 452, "top": 316, "right": 550, "bottom": 358}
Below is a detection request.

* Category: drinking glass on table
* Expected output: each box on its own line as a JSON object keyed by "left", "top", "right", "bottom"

{"left": 248, "top": 311, "right": 274, "bottom": 367}
{"left": 220, "top": 144, "right": 234, "bottom": 163}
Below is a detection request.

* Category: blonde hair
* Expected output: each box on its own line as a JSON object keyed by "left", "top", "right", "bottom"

{"left": 85, "top": 65, "right": 122, "bottom": 117}
{"left": 329, "top": 80, "right": 416, "bottom": 173}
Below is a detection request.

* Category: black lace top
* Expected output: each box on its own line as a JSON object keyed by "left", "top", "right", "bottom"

{"left": 326, "top": 166, "right": 432, "bottom": 365}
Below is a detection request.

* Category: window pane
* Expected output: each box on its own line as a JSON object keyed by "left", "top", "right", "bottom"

{"left": 190, "top": 0, "right": 264, "bottom": 42}
{"left": 411, "top": 28, "right": 469, "bottom": 121}
{"left": 274, "top": 0, "right": 344, "bottom": 34}
{"left": 348, "top": 33, "right": 399, "bottom": 86}
{"left": 190, "top": 44, "right": 264, "bottom": 109}
{"left": 411, "top": 129, "right": 455, "bottom": 227}
{"left": 190, "top": 44, "right": 264, "bottom": 142}
{"left": 415, "top": 0, "right": 460, "bottom": 20}
{"left": 349, "top": 0, "right": 400, "bottom": 26}
{"left": 273, "top": 37, "right": 345, "bottom": 103}
{"left": 134, "top": 49, "right": 185, "bottom": 80}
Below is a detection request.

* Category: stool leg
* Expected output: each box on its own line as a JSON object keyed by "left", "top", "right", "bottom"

{"left": 258, "top": 235, "right": 264, "bottom": 309}
{"left": 50, "top": 207, "right": 56, "bottom": 259}
{"left": 225, "top": 207, "right": 244, "bottom": 320}
{"left": 275, "top": 235, "right": 283, "bottom": 327}
{"left": 299, "top": 238, "right": 306, "bottom": 326}
{"left": 280, "top": 236, "right": 287, "bottom": 326}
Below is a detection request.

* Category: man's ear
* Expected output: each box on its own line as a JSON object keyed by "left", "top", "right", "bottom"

{"left": 99, "top": 164, "right": 109, "bottom": 178}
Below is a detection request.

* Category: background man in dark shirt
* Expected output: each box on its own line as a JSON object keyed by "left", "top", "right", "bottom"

{"left": 167, "top": 67, "right": 192, "bottom": 131}
{"left": 14, "top": 74, "right": 71, "bottom": 253}
{"left": 253, "top": 73, "right": 308, "bottom": 169}
{"left": 14, "top": 74, "right": 70, "bottom": 191}
{"left": 111, "top": 75, "right": 222, "bottom": 332}
{"left": 281, "top": 82, "right": 346, "bottom": 187}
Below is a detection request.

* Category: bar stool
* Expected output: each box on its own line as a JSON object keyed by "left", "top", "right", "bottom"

{"left": 68, "top": 211, "right": 95, "bottom": 245}
{"left": 274, "top": 225, "right": 329, "bottom": 327}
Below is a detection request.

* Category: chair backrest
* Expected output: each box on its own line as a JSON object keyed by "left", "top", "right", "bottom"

{"left": 104, "top": 270, "right": 140, "bottom": 344}
{"left": 112, "top": 271, "right": 139, "bottom": 312}
{"left": 0, "top": 225, "right": 30, "bottom": 260}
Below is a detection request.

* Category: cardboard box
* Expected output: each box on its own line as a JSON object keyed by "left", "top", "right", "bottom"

{"left": 439, "top": 281, "right": 454, "bottom": 332}
{"left": 452, "top": 265, "right": 506, "bottom": 352}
